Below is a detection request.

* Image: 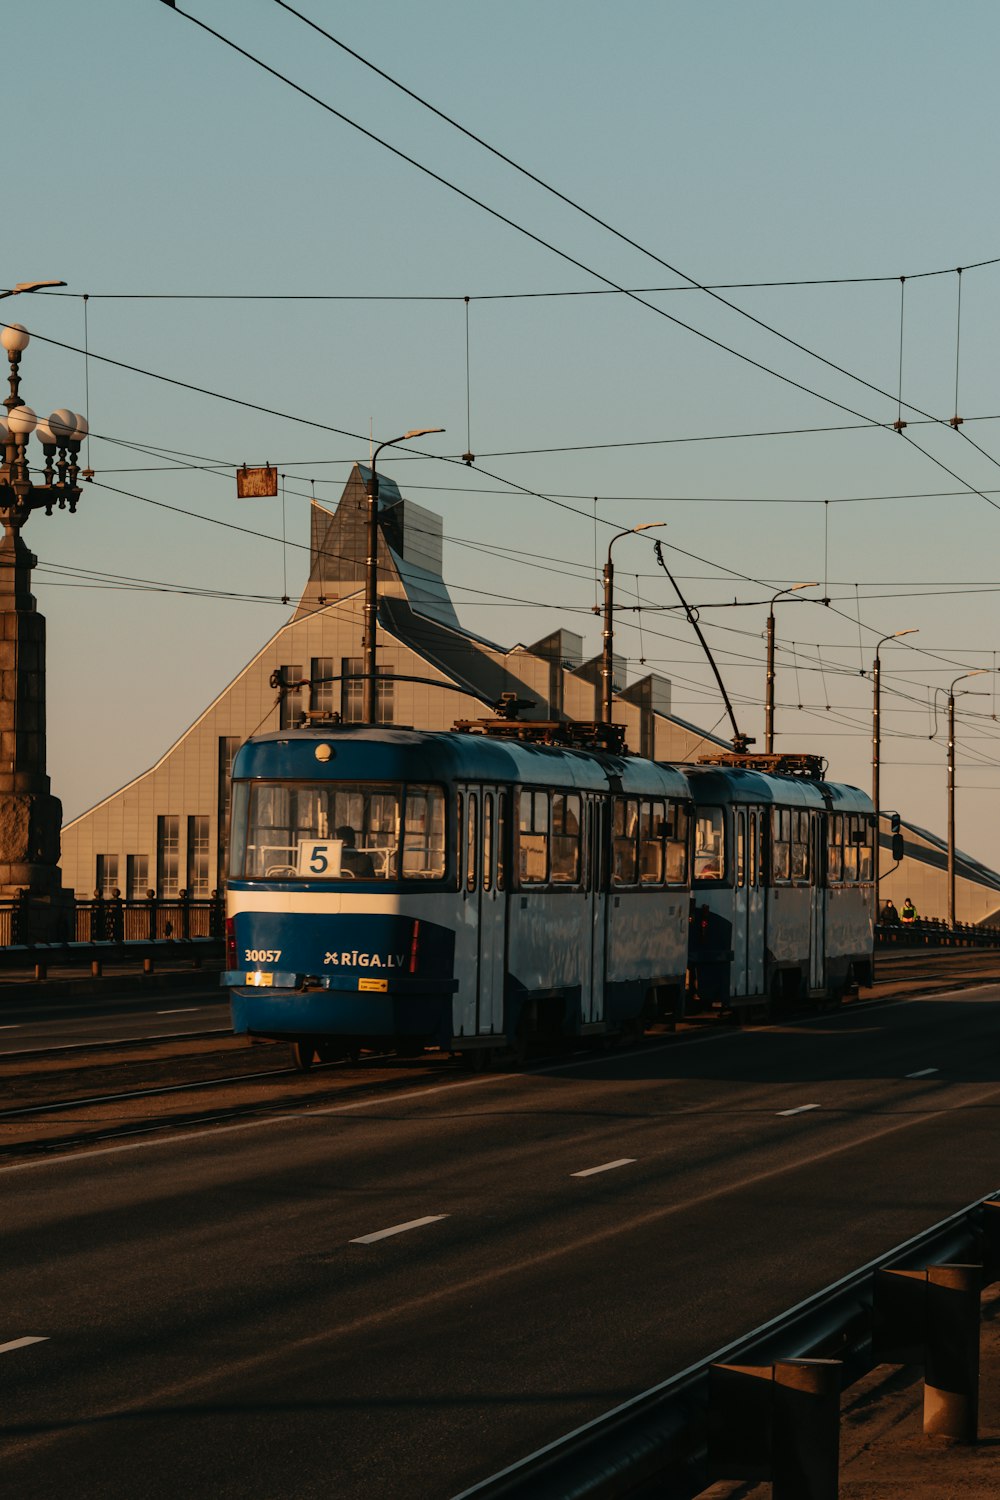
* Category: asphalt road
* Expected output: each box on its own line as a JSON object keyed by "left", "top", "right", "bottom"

{"left": 4, "top": 985, "right": 1000, "bottom": 1499}
{"left": 0, "top": 986, "right": 230, "bottom": 1055}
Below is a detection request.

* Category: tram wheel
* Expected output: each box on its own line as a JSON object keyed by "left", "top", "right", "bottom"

{"left": 292, "top": 1040, "right": 315, "bottom": 1072}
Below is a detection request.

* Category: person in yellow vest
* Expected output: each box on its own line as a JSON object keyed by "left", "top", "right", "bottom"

{"left": 900, "top": 897, "right": 917, "bottom": 925}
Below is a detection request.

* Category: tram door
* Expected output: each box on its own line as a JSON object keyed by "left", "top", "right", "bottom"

{"left": 732, "top": 809, "right": 750, "bottom": 997}
{"left": 584, "top": 798, "right": 607, "bottom": 1024}
{"left": 746, "top": 810, "right": 765, "bottom": 996}
{"left": 809, "top": 812, "right": 826, "bottom": 992}
{"left": 466, "top": 786, "right": 506, "bottom": 1035}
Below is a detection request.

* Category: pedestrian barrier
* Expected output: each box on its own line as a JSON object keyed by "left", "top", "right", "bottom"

{"left": 877, "top": 917, "right": 1000, "bottom": 949}
{"left": 0, "top": 890, "right": 224, "bottom": 948}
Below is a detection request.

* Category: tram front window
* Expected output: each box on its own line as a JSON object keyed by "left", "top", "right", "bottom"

{"left": 236, "top": 781, "right": 446, "bottom": 880}
{"left": 694, "top": 806, "right": 726, "bottom": 882}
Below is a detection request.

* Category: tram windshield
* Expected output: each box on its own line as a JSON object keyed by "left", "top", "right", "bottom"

{"left": 230, "top": 781, "right": 446, "bottom": 881}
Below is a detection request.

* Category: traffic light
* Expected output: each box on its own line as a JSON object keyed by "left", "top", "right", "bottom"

{"left": 889, "top": 811, "right": 904, "bottom": 862}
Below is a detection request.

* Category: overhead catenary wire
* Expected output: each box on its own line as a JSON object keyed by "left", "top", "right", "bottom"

{"left": 254, "top": 0, "right": 1000, "bottom": 502}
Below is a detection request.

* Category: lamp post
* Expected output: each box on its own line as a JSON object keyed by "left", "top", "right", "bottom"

{"left": 947, "top": 670, "right": 987, "bottom": 929}
{"left": 364, "top": 427, "right": 444, "bottom": 724}
{"left": 0, "top": 290, "right": 85, "bottom": 931}
{"left": 601, "top": 523, "right": 665, "bottom": 725}
{"left": 872, "top": 628, "right": 917, "bottom": 916}
{"left": 764, "top": 582, "right": 818, "bottom": 753}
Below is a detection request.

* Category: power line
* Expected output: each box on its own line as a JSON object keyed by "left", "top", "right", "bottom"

{"left": 159, "top": 3, "right": 1000, "bottom": 521}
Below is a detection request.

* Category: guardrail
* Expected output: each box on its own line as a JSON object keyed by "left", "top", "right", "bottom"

{"left": 877, "top": 918, "right": 1000, "bottom": 948}
{"left": 453, "top": 1192, "right": 1000, "bottom": 1500}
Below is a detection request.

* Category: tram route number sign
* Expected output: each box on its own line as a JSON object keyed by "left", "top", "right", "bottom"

{"left": 236, "top": 464, "right": 278, "bottom": 498}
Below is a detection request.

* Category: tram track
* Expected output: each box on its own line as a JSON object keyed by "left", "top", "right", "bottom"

{"left": 2, "top": 949, "right": 997, "bottom": 1163}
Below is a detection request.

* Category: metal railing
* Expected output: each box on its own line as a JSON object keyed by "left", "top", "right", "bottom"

{"left": 0, "top": 891, "right": 224, "bottom": 947}
{"left": 877, "top": 917, "right": 1000, "bottom": 948}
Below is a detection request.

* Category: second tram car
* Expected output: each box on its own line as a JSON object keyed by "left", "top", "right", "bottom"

{"left": 686, "top": 755, "right": 874, "bottom": 1017}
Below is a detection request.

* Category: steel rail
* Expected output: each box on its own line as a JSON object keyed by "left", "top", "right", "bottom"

{"left": 453, "top": 1191, "right": 999, "bottom": 1500}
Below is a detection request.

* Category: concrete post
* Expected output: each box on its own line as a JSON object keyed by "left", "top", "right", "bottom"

{"left": 772, "top": 1359, "right": 841, "bottom": 1500}
{"left": 924, "top": 1264, "right": 980, "bottom": 1442}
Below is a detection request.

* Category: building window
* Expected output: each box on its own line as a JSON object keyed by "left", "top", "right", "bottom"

{"left": 217, "top": 736, "right": 240, "bottom": 889}
{"left": 95, "top": 854, "right": 119, "bottom": 897}
{"left": 311, "top": 657, "right": 335, "bottom": 719}
{"left": 377, "top": 671, "right": 394, "bottom": 725}
{"left": 126, "top": 855, "right": 149, "bottom": 900}
{"left": 278, "top": 664, "right": 304, "bottom": 730}
{"left": 341, "top": 657, "right": 363, "bottom": 723}
{"left": 187, "top": 815, "right": 210, "bottom": 896}
{"left": 157, "top": 816, "right": 180, "bottom": 897}
{"left": 340, "top": 657, "right": 393, "bottom": 724}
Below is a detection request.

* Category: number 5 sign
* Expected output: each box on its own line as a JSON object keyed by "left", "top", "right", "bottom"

{"left": 297, "top": 838, "right": 343, "bottom": 877}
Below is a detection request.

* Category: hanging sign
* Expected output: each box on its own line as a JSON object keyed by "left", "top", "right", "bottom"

{"left": 236, "top": 464, "right": 278, "bottom": 498}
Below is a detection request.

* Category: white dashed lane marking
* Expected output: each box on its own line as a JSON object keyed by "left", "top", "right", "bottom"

{"left": 1, "top": 1337, "right": 48, "bottom": 1354}
{"left": 777, "top": 1104, "right": 820, "bottom": 1117}
{"left": 905, "top": 1067, "right": 939, "bottom": 1079}
{"left": 350, "top": 1215, "right": 448, "bottom": 1245}
{"left": 571, "top": 1159, "right": 636, "bottom": 1178}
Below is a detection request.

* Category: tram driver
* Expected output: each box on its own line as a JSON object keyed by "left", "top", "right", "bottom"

{"left": 336, "top": 825, "right": 376, "bottom": 878}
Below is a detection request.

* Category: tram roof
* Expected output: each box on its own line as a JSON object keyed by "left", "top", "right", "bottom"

{"left": 234, "top": 726, "right": 693, "bottom": 798}
{"left": 681, "top": 762, "right": 872, "bottom": 814}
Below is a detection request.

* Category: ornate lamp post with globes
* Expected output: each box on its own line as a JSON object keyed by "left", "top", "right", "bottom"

{"left": 0, "top": 310, "right": 88, "bottom": 935}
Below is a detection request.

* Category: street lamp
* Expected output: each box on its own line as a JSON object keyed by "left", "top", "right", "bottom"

{"left": 601, "top": 523, "right": 665, "bottom": 725}
{"left": 364, "top": 426, "right": 444, "bottom": 724}
{"left": 0, "top": 295, "right": 85, "bottom": 932}
{"left": 872, "top": 628, "right": 917, "bottom": 915}
{"left": 764, "top": 582, "right": 818, "bottom": 753}
{"left": 0, "top": 281, "right": 66, "bottom": 299}
{"left": 946, "top": 670, "right": 987, "bottom": 929}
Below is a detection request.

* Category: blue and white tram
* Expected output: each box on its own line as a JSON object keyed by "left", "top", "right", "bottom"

{"left": 222, "top": 725, "right": 694, "bottom": 1065}
{"left": 684, "top": 755, "right": 874, "bottom": 1016}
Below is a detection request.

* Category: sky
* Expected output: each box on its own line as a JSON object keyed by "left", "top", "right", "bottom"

{"left": 9, "top": 0, "right": 1000, "bottom": 877}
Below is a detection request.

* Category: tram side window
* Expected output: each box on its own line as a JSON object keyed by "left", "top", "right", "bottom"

{"left": 843, "top": 814, "right": 858, "bottom": 882}
{"left": 466, "top": 794, "right": 478, "bottom": 891}
{"left": 518, "top": 790, "right": 549, "bottom": 884}
{"left": 229, "top": 782, "right": 249, "bottom": 878}
{"left": 791, "top": 810, "right": 810, "bottom": 884}
{"left": 843, "top": 814, "right": 874, "bottom": 882}
{"left": 639, "top": 799, "right": 665, "bottom": 884}
{"left": 828, "top": 815, "right": 844, "bottom": 884}
{"left": 483, "top": 794, "right": 493, "bottom": 891}
{"left": 551, "top": 792, "right": 581, "bottom": 883}
{"left": 497, "top": 792, "right": 507, "bottom": 891}
{"left": 612, "top": 797, "right": 639, "bottom": 885}
{"left": 772, "top": 808, "right": 791, "bottom": 884}
{"left": 736, "top": 811, "right": 746, "bottom": 887}
{"left": 665, "top": 801, "right": 690, "bottom": 884}
{"left": 695, "top": 806, "right": 725, "bottom": 882}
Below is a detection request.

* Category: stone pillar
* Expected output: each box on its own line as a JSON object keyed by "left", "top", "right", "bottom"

{"left": 0, "top": 520, "right": 72, "bottom": 937}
